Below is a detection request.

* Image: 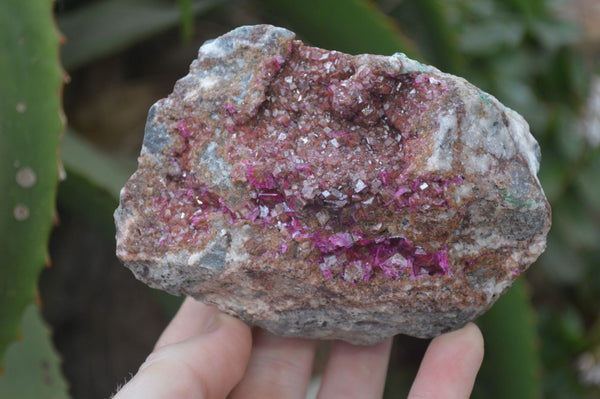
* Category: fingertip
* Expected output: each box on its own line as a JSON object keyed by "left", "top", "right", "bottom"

{"left": 439, "top": 322, "right": 484, "bottom": 369}
{"left": 430, "top": 322, "right": 485, "bottom": 373}
{"left": 462, "top": 322, "right": 484, "bottom": 364}
{"left": 408, "top": 322, "right": 485, "bottom": 399}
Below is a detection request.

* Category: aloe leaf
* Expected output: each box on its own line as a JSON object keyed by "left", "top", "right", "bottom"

{"left": 0, "top": 0, "right": 64, "bottom": 367}
{"left": 58, "top": 0, "right": 223, "bottom": 70}
{"left": 472, "top": 279, "right": 542, "bottom": 398}
{"left": 58, "top": 131, "right": 136, "bottom": 240}
{"left": 259, "top": 0, "right": 416, "bottom": 57}
{"left": 61, "top": 130, "right": 136, "bottom": 201}
{"left": 0, "top": 304, "right": 70, "bottom": 398}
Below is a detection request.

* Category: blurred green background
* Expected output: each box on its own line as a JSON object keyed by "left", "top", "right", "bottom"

{"left": 2, "top": 0, "right": 600, "bottom": 397}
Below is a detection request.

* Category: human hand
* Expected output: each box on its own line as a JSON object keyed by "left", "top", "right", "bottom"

{"left": 113, "top": 297, "right": 483, "bottom": 399}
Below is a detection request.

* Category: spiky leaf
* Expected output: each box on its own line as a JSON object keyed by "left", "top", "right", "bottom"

{"left": 0, "top": 0, "right": 64, "bottom": 367}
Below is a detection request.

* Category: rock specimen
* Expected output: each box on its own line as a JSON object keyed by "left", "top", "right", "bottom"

{"left": 115, "top": 25, "right": 551, "bottom": 344}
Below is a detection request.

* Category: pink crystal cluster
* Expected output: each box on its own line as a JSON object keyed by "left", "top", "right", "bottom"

{"left": 148, "top": 42, "right": 465, "bottom": 283}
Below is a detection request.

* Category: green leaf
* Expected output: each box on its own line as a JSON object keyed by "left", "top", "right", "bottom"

{"left": 452, "top": 0, "right": 495, "bottom": 19}
{"left": 538, "top": 306, "right": 588, "bottom": 399}
{"left": 492, "top": 50, "right": 536, "bottom": 81}
{"left": 177, "top": 0, "right": 195, "bottom": 41}
{"left": 536, "top": 48, "right": 590, "bottom": 108}
{"left": 576, "top": 154, "right": 600, "bottom": 213}
{"left": 259, "top": 0, "right": 417, "bottom": 57}
{"left": 0, "top": 0, "right": 64, "bottom": 367}
{"left": 59, "top": 131, "right": 136, "bottom": 240}
{"left": 0, "top": 304, "right": 70, "bottom": 398}
{"left": 537, "top": 147, "right": 568, "bottom": 203}
{"left": 459, "top": 16, "right": 525, "bottom": 55}
{"left": 539, "top": 306, "right": 586, "bottom": 361}
{"left": 472, "top": 279, "right": 542, "bottom": 399}
{"left": 57, "top": 170, "right": 120, "bottom": 243}
{"left": 529, "top": 17, "right": 581, "bottom": 50}
{"left": 552, "top": 196, "right": 600, "bottom": 252}
{"left": 554, "top": 110, "right": 585, "bottom": 162}
{"left": 61, "top": 130, "right": 136, "bottom": 201}
{"left": 538, "top": 231, "right": 587, "bottom": 285}
{"left": 58, "top": 0, "right": 223, "bottom": 70}
{"left": 505, "top": 0, "right": 545, "bottom": 20}
{"left": 388, "top": 0, "right": 463, "bottom": 73}
{"left": 491, "top": 78, "right": 548, "bottom": 133}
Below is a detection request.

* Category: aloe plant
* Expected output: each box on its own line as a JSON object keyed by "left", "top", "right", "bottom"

{"left": 0, "top": 0, "right": 65, "bottom": 367}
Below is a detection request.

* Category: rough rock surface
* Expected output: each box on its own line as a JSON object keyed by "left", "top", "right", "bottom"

{"left": 115, "top": 25, "right": 551, "bottom": 344}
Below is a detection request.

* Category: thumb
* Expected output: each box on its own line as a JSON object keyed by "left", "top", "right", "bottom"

{"left": 114, "top": 311, "right": 252, "bottom": 399}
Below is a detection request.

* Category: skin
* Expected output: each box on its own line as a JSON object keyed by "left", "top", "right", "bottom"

{"left": 114, "top": 297, "right": 484, "bottom": 399}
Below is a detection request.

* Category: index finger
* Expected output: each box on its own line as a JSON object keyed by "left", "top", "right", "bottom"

{"left": 114, "top": 298, "right": 252, "bottom": 399}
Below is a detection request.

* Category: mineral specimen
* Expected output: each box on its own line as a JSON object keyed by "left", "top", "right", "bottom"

{"left": 115, "top": 25, "right": 551, "bottom": 344}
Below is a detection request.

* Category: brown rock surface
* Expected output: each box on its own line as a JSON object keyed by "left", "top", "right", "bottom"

{"left": 115, "top": 25, "right": 551, "bottom": 344}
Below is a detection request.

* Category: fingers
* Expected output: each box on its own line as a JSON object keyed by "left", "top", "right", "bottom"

{"left": 229, "top": 329, "right": 317, "bottom": 399}
{"left": 114, "top": 298, "right": 481, "bottom": 399}
{"left": 114, "top": 298, "right": 252, "bottom": 399}
{"left": 316, "top": 338, "right": 393, "bottom": 399}
{"left": 407, "top": 322, "right": 484, "bottom": 399}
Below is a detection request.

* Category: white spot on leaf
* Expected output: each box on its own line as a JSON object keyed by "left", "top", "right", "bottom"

{"left": 14, "top": 204, "right": 29, "bottom": 221}
{"left": 16, "top": 166, "right": 36, "bottom": 188}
